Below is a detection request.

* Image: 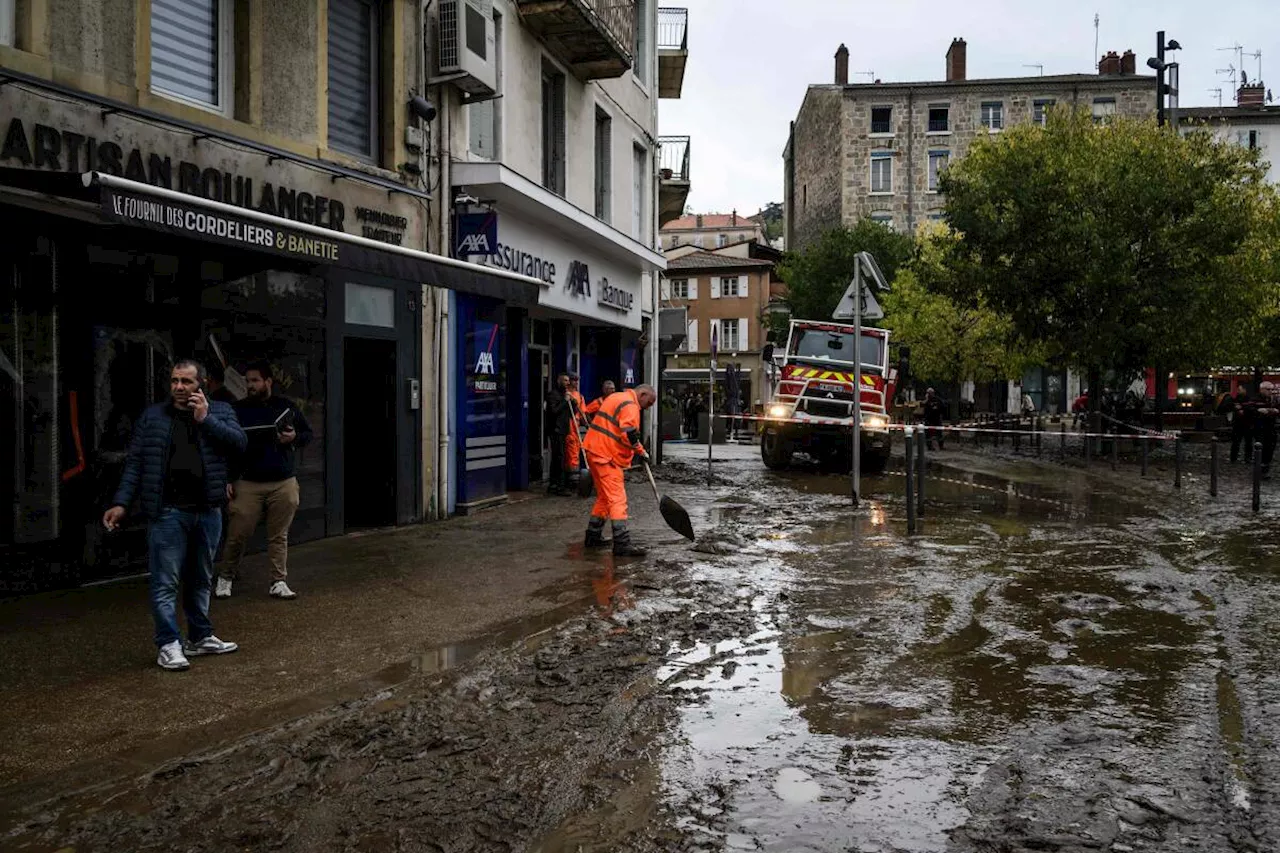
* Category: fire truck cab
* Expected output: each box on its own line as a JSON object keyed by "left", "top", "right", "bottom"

{"left": 759, "top": 319, "right": 894, "bottom": 473}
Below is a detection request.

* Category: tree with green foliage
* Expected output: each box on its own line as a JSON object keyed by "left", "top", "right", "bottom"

{"left": 774, "top": 219, "right": 915, "bottom": 337}
{"left": 883, "top": 226, "right": 1042, "bottom": 390}
{"left": 941, "top": 108, "right": 1280, "bottom": 403}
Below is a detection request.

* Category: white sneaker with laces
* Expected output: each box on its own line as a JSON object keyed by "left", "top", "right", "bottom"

{"left": 183, "top": 635, "right": 239, "bottom": 656}
{"left": 269, "top": 581, "right": 298, "bottom": 600}
{"left": 157, "top": 641, "right": 190, "bottom": 671}
{"left": 215, "top": 577, "right": 233, "bottom": 599}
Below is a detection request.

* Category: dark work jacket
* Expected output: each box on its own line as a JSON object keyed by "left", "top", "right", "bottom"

{"left": 922, "top": 397, "right": 946, "bottom": 426}
{"left": 232, "top": 395, "right": 314, "bottom": 482}
{"left": 546, "top": 391, "right": 571, "bottom": 438}
{"left": 112, "top": 401, "right": 247, "bottom": 519}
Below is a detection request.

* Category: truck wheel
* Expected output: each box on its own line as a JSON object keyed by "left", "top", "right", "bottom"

{"left": 861, "top": 447, "right": 890, "bottom": 475}
{"left": 761, "top": 429, "right": 793, "bottom": 470}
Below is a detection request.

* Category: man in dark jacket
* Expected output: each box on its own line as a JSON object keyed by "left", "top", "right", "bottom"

{"left": 546, "top": 373, "right": 572, "bottom": 495}
{"left": 216, "top": 361, "right": 313, "bottom": 600}
{"left": 922, "top": 387, "right": 947, "bottom": 450}
{"left": 103, "top": 359, "right": 246, "bottom": 671}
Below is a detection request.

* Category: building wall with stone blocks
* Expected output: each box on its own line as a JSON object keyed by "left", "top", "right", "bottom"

{"left": 785, "top": 86, "right": 846, "bottom": 250}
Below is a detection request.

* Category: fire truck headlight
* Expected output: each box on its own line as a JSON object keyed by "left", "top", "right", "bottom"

{"left": 864, "top": 415, "right": 888, "bottom": 430}
{"left": 768, "top": 404, "right": 790, "bottom": 419}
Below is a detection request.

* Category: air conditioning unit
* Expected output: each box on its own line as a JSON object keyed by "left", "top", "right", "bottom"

{"left": 436, "top": 0, "right": 497, "bottom": 97}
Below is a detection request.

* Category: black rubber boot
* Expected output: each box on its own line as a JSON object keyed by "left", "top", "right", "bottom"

{"left": 584, "top": 517, "right": 609, "bottom": 549}
{"left": 611, "top": 522, "right": 648, "bottom": 557}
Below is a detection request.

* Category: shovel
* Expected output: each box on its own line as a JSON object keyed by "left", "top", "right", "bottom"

{"left": 642, "top": 458, "right": 695, "bottom": 541}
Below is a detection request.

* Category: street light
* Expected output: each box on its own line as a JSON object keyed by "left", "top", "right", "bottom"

{"left": 1147, "top": 31, "right": 1182, "bottom": 128}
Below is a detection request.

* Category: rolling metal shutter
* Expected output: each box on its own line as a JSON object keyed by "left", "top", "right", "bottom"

{"left": 328, "top": 0, "right": 378, "bottom": 159}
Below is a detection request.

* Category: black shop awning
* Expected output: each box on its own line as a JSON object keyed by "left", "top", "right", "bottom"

{"left": 0, "top": 169, "right": 543, "bottom": 306}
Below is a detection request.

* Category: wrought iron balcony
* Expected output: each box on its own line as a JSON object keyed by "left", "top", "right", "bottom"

{"left": 658, "top": 135, "right": 690, "bottom": 227}
{"left": 657, "top": 7, "right": 688, "bottom": 98}
{"left": 516, "top": 0, "right": 636, "bottom": 80}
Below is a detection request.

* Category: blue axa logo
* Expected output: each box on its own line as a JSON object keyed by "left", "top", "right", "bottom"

{"left": 565, "top": 260, "right": 591, "bottom": 297}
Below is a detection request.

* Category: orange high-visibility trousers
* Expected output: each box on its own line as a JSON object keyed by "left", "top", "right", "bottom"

{"left": 587, "top": 453, "right": 628, "bottom": 521}
{"left": 565, "top": 428, "right": 582, "bottom": 471}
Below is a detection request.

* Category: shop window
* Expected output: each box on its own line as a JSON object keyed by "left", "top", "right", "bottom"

{"left": 328, "top": 0, "right": 381, "bottom": 161}
{"left": 468, "top": 10, "right": 503, "bottom": 159}
{"left": 594, "top": 107, "right": 612, "bottom": 222}
{"left": 345, "top": 282, "right": 395, "bottom": 328}
{"left": 150, "top": 0, "right": 234, "bottom": 115}
{"left": 542, "top": 61, "right": 567, "bottom": 195}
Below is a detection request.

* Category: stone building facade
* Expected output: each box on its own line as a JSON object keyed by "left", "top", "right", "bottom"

{"left": 784, "top": 39, "right": 1158, "bottom": 249}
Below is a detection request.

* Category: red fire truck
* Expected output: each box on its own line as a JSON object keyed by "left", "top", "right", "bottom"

{"left": 759, "top": 319, "right": 896, "bottom": 472}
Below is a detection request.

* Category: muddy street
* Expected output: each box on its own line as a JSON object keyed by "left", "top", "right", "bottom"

{"left": 6, "top": 442, "right": 1280, "bottom": 852}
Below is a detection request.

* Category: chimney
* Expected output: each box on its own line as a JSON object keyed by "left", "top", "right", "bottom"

{"left": 695, "top": 214, "right": 703, "bottom": 228}
{"left": 946, "top": 38, "right": 967, "bottom": 82}
{"left": 1239, "top": 83, "right": 1266, "bottom": 107}
{"left": 835, "top": 44, "right": 849, "bottom": 85}
{"left": 1098, "top": 51, "right": 1122, "bottom": 75}
{"left": 731, "top": 209, "right": 738, "bottom": 225}
{"left": 1120, "top": 50, "right": 1136, "bottom": 74}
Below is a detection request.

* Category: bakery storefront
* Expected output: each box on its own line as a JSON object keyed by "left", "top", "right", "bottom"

{"left": 0, "top": 81, "right": 539, "bottom": 592}
{"left": 450, "top": 162, "right": 664, "bottom": 511}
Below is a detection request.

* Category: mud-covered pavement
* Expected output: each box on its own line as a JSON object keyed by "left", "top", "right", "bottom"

{"left": 6, "top": 441, "right": 1280, "bottom": 852}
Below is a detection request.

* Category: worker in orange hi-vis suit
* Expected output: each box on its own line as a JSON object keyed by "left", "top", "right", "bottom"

{"left": 583, "top": 379, "right": 616, "bottom": 420}
{"left": 583, "top": 383, "right": 657, "bottom": 557}
{"left": 564, "top": 374, "right": 587, "bottom": 483}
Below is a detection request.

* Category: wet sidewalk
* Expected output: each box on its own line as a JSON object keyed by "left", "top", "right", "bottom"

{"left": 0, "top": 484, "right": 671, "bottom": 801}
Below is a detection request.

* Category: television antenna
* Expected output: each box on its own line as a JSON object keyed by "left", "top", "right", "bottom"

{"left": 1023, "top": 63, "right": 1044, "bottom": 76}
{"left": 1218, "top": 42, "right": 1244, "bottom": 75}
{"left": 1093, "top": 13, "right": 1100, "bottom": 71}
{"left": 1217, "top": 63, "right": 1237, "bottom": 100}
{"left": 854, "top": 70, "right": 875, "bottom": 83}
{"left": 1243, "top": 48, "right": 1262, "bottom": 83}
{"left": 1207, "top": 87, "right": 1223, "bottom": 107}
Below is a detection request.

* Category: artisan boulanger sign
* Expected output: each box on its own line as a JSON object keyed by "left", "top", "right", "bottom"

{"left": 102, "top": 185, "right": 342, "bottom": 263}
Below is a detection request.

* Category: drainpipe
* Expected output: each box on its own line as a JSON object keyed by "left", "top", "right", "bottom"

{"left": 906, "top": 88, "right": 915, "bottom": 233}
{"left": 436, "top": 86, "right": 453, "bottom": 517}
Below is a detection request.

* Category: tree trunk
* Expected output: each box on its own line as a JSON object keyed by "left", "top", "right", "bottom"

{"left": 1087, "top": 368, "right": 1102, "bottom": 412}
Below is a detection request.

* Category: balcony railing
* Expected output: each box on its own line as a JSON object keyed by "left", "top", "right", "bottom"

{"left": 658, "top": 135, "right": 690, "bottom": 182}
{"left": 656, "top": 7, "right": 688, "bottom": 98}
{"left": 515, "top": 0, "right": 636, "bottom": 80}
{"left": 657, "top": 7, "right": 687, "bottom": 51}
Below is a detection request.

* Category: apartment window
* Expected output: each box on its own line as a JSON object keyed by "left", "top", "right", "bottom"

{"left": 720, "top": 319, "right": 744, "bottom": 351}
{"left": 716, "top": 233, "right": 728, "bottom": 248}
{"left": 870, "top": 212, "right": 893, "bottom": 231}
{"left": 632, "top": 143, "right": 647, "bottom": 240}
{"left": 541, "top": 62, "right": 567, "bottom": 195}
{"left": 980, "top": 101, "right": 1004, "bottom": 131}
{"left": 328, "top": 0, "right": 380, "bottom": 160}
{"left": 927, "top": 149, "right": 949, "bottom": 192}
{"left": 1, "top": 0, "right": 15, "bottom": 47}
{"left": 871, "top": 106, "right": 892, "bottom": 135}
{"left": 1248, "top": 130, "right": 1259, "bottom": 150}
{"left": 1092, "top": 97, "right": 1116, "bottom": 124}
{"left": 468, "top": 10, "right": 503, "bottom": 159}
{"left": 928, "top": 105, "right": 950, "bottom": 133}
{"left": 594, "top": 108, "right": 612, "bottom": 222}
{"left": 870, "top": 152, "right": 892, "bottom": 194}
{"left": 150, "top": 0, "right": 233, "bottom": 114}
{"left": 671, "top": 279, "right": 689, "bottom": 299}
{"left": 633, "top": 0, "right": 648, "bottom": 85}
{"left": 928, "top": 212, "right": 946, "bottom": 222}
{"left": 720, "top": 276, "right": 740, "bottom": 297}
{"left": 1033, "top": 98, "right": 1056, "bottom": 126}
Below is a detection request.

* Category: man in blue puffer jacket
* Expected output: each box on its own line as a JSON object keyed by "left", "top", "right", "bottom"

{"left": 103, "top": 359, "right": 248, "bottom": 671}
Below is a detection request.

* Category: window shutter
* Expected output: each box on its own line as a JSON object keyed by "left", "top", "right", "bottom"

{"left": 688, "top": 279, "right": 698, "bottom": 299}
{"left": 553, "top": 76, "right": 566, "bottom": 193}
{"left": 469, "top": 97, "right": 495, "bottom": 159}
{"left": 711, "top": 278, "right": 721, "bottom": 299}
{"left": 660, "top": 278, "right": 671, "bottom": 300}
{"left": 686, "top": 319, "right": 698, "bottom": 351}
{"left": 151, "top": 0, "right": 224, "bottom": 109}
{"left": 328, "top": 0, "right": 377, "bottom": 160}
{"left": 740, "top": 277, "right": 749, "bottom": 299}
{"left": 739, "top": 317, "right": 750, "bottom": 351}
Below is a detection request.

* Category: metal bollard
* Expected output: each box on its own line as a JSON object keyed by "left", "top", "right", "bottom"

{"left": 1141, "top": 435, "right": 1149, "bottom": 477}
{"left": 905, "top": 428, "right": 917, "bottom": 534}
{"left": 1084, "top": 425, "right": 1091, "bottom": 466}
{"left": 1210, "top": 439, "right": 1219, "bottom": 497}
{"left": 917, "top": 428, "right": 926, "bottom": 518}
{"left": 1036, "top": 418, "right": 1042, "bottom": 458}
{"left": 1060, "top": 423, "right": 1066, "bottom": 460}
{"left": 1174, "top": 438, "right": 1182, "bottom": 489}
{"left": 1254, "top": 442, "right": 1262, "bottom": 512}
{"left": 1111, "top": 430, "right": 1118, "bottom": 471}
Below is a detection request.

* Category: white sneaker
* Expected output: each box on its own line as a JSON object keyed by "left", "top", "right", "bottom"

{"left": 269, "top": 581, "right": 298, "bottom": 600}
{"left": 214, "top": 577, "right": 233, "bottom": 599}
{"left": 183, "top": 635, "right": 239, "bottom": 656}
{"left": 157, "top": 641, "right": 190, "bottom": 671}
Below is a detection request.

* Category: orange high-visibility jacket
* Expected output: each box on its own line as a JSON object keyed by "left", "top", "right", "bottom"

{"left": 584, "top": 389, "right": 642, "bottom": 467}
{"left": 566, "top": 390, "right": 587, "bottom": 426}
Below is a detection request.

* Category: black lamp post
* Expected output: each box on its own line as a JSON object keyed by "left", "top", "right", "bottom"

{"left": 1147, "top": 31, "right": 1182, "bottom": 128}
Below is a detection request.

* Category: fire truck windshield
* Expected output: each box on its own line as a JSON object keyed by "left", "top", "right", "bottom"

{"left": 789, "top": 328, "right": 885, "bottom": 370}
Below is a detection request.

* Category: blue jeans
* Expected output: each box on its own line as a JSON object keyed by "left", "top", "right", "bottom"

{"left": 148, "top": 507, "right": 221, "bottom": 648}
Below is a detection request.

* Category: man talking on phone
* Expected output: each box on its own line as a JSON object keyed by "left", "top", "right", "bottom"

{"left": 103, "top": 359, "right": 246, "bottom": 671}
{"left": 216, "top": 360, "right": 313, "bottom": 600}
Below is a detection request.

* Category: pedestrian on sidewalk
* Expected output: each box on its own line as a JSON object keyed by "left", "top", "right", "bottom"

{"left": 215, "top": 361, "right": 313, "bottom": 600}
{"left": 1255, "top": 382, "right": 1278, "bottom": 479}
{"left": 102, "top": 359, "right": 246, "bottom": 672}
{"left": 922, "top": 387, "right": 946, "bottom": 451}
{"left": 1228, "top": 386, "right": 1254, "bottom": 464}
{"left": 583, "top": 383, "right": 657, "bottom": 557}
{"left": 546, "top": 373, "right": 572, "bottom": 495}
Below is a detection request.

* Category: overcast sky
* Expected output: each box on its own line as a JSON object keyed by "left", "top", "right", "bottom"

{"left": 657, "top": 0, "right": 1279, "bottom": 216}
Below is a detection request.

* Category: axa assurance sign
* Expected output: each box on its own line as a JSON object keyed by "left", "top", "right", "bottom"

{"left": 459, "top": 211, "right": 641, "bottom": 330}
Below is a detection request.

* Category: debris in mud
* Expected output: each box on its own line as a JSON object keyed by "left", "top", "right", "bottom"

{"left": 692, "top": 530, "right": 750, "bottom": 554}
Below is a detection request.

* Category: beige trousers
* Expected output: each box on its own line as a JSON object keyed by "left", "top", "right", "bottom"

{"left": 218, "top": 477, "right": 300, "bottom": 583}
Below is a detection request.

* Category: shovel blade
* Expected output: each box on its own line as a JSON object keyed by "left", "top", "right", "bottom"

{"left": 577, "top": 474, "right": 594, "bottom": 498}
{"left": 659, "top": 495, "right": 696, "bottom": 541}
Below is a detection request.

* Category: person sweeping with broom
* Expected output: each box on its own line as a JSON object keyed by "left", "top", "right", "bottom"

{"left": 583, "top": 383, "right": 657, "bottom": 557}
{"left": 565, "top": 374, "right": 588, "bottom": 492}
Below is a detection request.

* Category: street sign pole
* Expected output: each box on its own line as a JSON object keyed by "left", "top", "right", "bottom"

{"left": 851, "top": 259, "right": 862, "bottom": 506}
{"left": 708, "top": 324, "right": 717, "bottom": 486}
